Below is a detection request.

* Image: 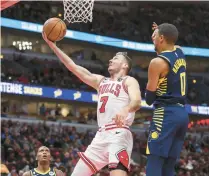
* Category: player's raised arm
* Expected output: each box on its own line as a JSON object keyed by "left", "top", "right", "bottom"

{"left": 42, "top": 32, "right": 104, "bottom": 90}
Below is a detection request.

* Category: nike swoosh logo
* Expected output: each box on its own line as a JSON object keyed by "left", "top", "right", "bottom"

{"left": 116, "top": 131, "right": 120, "bottom": 134}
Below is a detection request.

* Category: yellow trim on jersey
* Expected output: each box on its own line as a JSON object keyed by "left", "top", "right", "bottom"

{"left": 156, "top": 77, "right": 168, "bottom": 96}
{"left": 160, "top": 47, "right": 177, "bottom": 53}
{"left": 153, "top": 121, "right": 163, "bottom": 125}
{"left": 153, "top": 113, "right": 164, "bottom": 116}
{"left": 155, "top": 123, "right": 162, "bottom": 128}
{"left": 154, "top": 110, "right": 164, "bottom": 113}
{"left": 154, "top": 109, "right": 164, "bottom": 112}
{"left": 154, "top": 107, "right": 164, "bottom": 130}
{"left": 158, "top": 55, "right": 170, "bottom": 63}
{"left": 155, "top": 110, "right": 164, "bottom": 113}
{"left": 153, "top": 117, "right": 163, "bottom": 121}
{"left": 157, "top": 127, "right": 161, "bottom": 131}
{"left": 34, "top": 168, "right": 50, "bottom": 175}
{"left": 146, "top": 144, "right": 150, "bottom": 154}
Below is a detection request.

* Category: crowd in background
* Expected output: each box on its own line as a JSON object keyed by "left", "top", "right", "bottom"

{"left": 2, "top": 1, "right": 209, "bottom": 48}
{"left": 1, "top": 120, "right": 209, "bottom": 176}
{"left": 1, "top": 1, "right": 209, "bottom": 106}
{"left": 1, "top": 2, "right": 209, "bottom": 176}
{"left": 1, "top": 52, "right": 209, "bottom": 106}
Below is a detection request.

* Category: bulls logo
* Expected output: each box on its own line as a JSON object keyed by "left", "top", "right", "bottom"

{"left": 117, "top": 77, "right": 123, "bottom": 82}
{"left": 116, "top": 149, "right": 129, "bottom": 169}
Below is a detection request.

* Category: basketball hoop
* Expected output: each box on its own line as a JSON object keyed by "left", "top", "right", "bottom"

{"left": 63, "top": 0, "right": 95, "bottom": 23}
{"left": 1, "top": 0, "right": 20, "bottom": 11}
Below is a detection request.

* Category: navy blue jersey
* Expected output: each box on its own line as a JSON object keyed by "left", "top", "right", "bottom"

{"left": 30, "top": 168, "right": 56, "bottom": 176}
{"left": 154, "top": 47, "right": 187, "bottom": 105}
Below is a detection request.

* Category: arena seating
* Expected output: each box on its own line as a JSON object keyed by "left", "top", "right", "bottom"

{"left": 1, "top": 120, "right": 208, "bottom": 176}
{"left": 1, "top": 50, "right": 209, "bottom": 105}
{"left": 1, "top": 1, "right": 209, "bottom": 47}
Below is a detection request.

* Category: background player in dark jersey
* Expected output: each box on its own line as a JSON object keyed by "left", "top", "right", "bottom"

{"left": 23, "top": 146, "right": 63, "bottom": 176}
{"left": 145, "top": 22, "right": 189, "bottom": 176}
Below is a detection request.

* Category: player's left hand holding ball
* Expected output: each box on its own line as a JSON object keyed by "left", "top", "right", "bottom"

{"left": 42, "top": 32, "right": 56, "bottom": 49}
{"left": 113, "top": 107, "right": 129, "bottom": 127}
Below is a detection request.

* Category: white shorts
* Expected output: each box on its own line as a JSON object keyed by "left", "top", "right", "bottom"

{"left": 78, "top": 126, "right": 133, "bottom": 173}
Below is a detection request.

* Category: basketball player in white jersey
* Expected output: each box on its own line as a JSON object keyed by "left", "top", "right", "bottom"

{"left": 43, "top": 32, "right": 141, "bottom": 176}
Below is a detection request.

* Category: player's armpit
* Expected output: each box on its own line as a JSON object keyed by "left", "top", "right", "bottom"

{"left": 125, "top": 77, "right": 141, "bottom": 112}
{"left": 22, "top": 171, "right": 31, "bottom": 176}
{"left": 146, "top": 57, "right": 168, "bottom": 92}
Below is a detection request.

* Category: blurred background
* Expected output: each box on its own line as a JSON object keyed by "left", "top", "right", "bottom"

{"left": 1, "top": 1, "right": 209, "bottom": 176}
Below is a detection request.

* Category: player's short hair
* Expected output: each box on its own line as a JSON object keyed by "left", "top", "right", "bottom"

{"left": 116, "top": 52, "right": 132, "bottom": 73}
{"left": 158, "top": 23, "right": 178, "bottom": 44}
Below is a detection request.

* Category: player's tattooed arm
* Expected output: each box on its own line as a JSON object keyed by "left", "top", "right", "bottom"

{"left": 125, "top": 77, "right": 141, "bottom": 112}
{"left": 42, "top": 32, "right": 104, "bottom": 90}
{"left": 23, "top": 171, "right": 31, "bottom": 176}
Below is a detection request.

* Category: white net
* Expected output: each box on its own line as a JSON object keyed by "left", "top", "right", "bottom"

{"left": 63, "top": 0, "right": 95, "bottom": 23}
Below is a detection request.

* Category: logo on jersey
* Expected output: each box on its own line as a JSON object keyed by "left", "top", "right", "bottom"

{"left": 98, "top": 83, "right": 121, "bottom": 97}
{"left": 151, "top": 131, "right": 159, "bottom": 139}
{"left": 117, "top": 78, "right": 123, "bottom": 82}
{"left": 49, "top": 171, "right": 55, "bottom": 176}
{"left": 148, "top": 131, "right": 159, "bottom": 142}
{"left": 101, "top": 78, "right": 109, "bottom": 83}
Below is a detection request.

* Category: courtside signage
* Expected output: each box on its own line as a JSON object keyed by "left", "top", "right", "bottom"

{"left": 1, "top": 82, "right": 208, "bottom": 115}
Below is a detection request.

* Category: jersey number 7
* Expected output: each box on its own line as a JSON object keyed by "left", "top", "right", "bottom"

{"left": 99, "top": 96, "right": 109, "bottom": 113}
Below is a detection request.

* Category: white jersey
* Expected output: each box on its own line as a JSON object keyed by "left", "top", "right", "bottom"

{"left": 97, "top": 76, "right": 135, "bottom": 127}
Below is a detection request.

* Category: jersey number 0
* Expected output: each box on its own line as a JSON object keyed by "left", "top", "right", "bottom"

{"left": 180, "top": 72, "right": 186, "bottom": 96}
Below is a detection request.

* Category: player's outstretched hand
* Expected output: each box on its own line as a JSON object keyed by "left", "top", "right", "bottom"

{"left": 152, "top": 22, "right": 158, "bottom": 30}
{"left": 42, "top": 32, "right": 56, "bottom": 48}
{"left": 113, "top": 108, "right": 129, "bottom": 127}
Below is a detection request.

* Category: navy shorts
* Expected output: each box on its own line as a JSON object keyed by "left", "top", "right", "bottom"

{"left": 146, "top": 105, "right": 189, "bottom": 159}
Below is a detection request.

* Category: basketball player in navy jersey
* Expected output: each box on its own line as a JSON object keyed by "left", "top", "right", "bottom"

{"left": 23, "top": 146, "right": 63, "bottom": 176}
{"left": 145, "top": 22, "right": 189, "bottom": 176}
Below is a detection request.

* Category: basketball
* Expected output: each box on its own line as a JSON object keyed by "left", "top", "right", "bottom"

{"left": 43, "top": 17, "right": 67, "bottom": 42}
